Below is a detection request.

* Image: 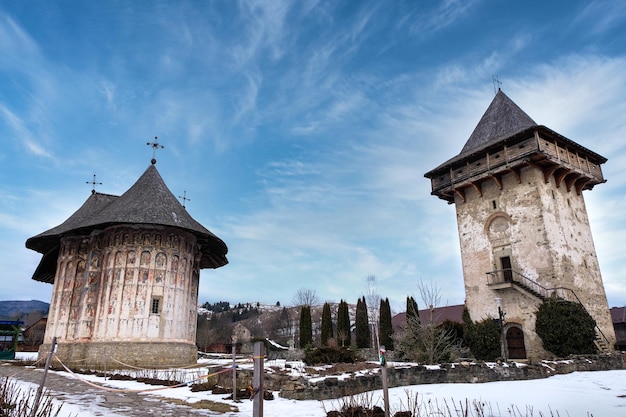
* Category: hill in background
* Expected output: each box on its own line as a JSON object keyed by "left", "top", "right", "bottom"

{"left": 0, "top": 300, "right": 49, "bottom": 321}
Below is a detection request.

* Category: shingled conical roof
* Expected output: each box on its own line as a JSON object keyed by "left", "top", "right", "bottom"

{"left": 461, "top": 89, "right": 537, "bottom": 155}
{"left": 26, "top": 164, "right": 228, "bottom": 272}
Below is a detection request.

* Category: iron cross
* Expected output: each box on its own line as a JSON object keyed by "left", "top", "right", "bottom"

{"left": 179, "top": 190, "right": 191, "bottom": 209}
{"left": 147, "top": 136, "right": 164, "bottom": 164}
{"left": 86, "top": 174, "right": 102, "bottom": 194}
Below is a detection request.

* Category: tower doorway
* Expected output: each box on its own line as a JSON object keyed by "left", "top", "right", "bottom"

{"left": 506, "top": 326, "right": 527, "bottom": 359}
{"left": 500, "top": 256, "right": 513, "bottom": 282}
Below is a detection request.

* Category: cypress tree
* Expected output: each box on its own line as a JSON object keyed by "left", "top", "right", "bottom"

{"left": 337, "top": 299, "right": 351, "bottom": 347}
{"left": 321, "top": 302, "right": 333, "bottom": 346}
{"left": 406, "top": 296, "right": 420, "bottom": 324}
{"left": 355, "top": 297, "right": 371, "bottom": 348}
{"left": 299, "top": 305, "right": 312, "bottom": 348}
{"left": 379, "top": 298, "right": 394, "bottom": 350}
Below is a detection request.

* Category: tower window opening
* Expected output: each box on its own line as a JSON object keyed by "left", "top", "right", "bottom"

{"left": 151, "top": 298, "right": 161, "bottom": 314}
{"left": 492, "top": 200, "right": 497, "bottom": 209}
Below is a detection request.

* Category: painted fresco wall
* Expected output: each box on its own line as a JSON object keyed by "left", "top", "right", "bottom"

{"left": 42, "top": 225, "right": 201, "bottom": 367}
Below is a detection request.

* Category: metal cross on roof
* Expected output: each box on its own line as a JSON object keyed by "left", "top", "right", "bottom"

{"left": 147, "top": 136, "right": 164, "bottom": 165}
{"left": 86, "top": 174, "right": 102, "bottom": 194}
{"left": 492, "top": 75, "right": 502, "bottom": 94}
{"left": 178, "top": 190, "right": 191, "bottom": 209}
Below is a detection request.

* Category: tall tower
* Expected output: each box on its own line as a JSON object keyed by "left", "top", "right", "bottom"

{"left": 425, "top": 89, "right": 616, "bottom": 359}
{"left": 26, "top": 162, "right": 228, "bottom": 369}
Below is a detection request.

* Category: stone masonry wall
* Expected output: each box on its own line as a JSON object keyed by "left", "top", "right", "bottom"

{"left": 41, "top": 341, "right": 197, "bottom": 370}
{"left": 272, "top": 354, "right": 623, "bottom": 400}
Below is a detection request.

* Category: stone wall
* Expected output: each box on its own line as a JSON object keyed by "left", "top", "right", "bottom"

{"left": 270, "top": 353, "right": 623, "bottom": 400}
{"left": 41, "top": 341, "right": 197, "bottom": 370}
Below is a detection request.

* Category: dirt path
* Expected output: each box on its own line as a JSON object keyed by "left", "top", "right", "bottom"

{"left": 0, "top": 363, "right": 224, "bottom": 416}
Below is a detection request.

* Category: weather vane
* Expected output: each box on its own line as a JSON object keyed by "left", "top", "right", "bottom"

{"left": 146, "top": 136, "right": 164, "bottom": 164}
{"left": 86, "top": 173, "right": 102, "bottom": 194}
{"left": 178, "top": 190, "right": 190, "bottom": 209}
{"left": 492, "top": 75, "right": 502, "bottom": 94}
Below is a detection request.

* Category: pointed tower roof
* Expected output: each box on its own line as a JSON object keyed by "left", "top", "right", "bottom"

{"left": 461, "top": 89, "right": 537, "bottom": 155}
{"left": 424, "top": 89, "right": 607, "bottom": 203}
{"left": 27, "top": 164, "right": 228, "bottom": 276}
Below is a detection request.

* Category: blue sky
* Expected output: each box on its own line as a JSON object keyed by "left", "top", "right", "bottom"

{"left": 1, "top": 1, "right": 625, "bottom": 313}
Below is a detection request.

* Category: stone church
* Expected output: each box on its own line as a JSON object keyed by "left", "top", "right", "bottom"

{"left": 425, "top": 89, "right": 616, "bottom": 359}
{"left": 26, "top": 159, "right": 228, "bottom": 369}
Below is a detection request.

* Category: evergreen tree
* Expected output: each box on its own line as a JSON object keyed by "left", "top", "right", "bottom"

{"left": 535, "top": 298, "right": 597, "bottom": 357}
{"left": 299, "top": 305, "right": 313, "bottom": 348}
{"left": 337, "top": 299, "right": 351, "bottom": 347}
{"left": 462, "top": 306, "right": 474, "bottom": 348}
{"left": 379, "top": 298, "right": 394, "bottom": 350}
{"left": 355, "top": 297, "right": 371, "bottom": 348}
{"left": 406, "top": 296, "right": 420, "bottom": 324}
{"left": 321, "top": 302, "right": 333, "bottom": 346}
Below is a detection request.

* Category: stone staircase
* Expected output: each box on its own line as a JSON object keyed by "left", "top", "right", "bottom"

{"left": 487, "top": 268, "right": 612, "bottom": 352}
{"left": 594, "top": 331, "right": 611, "bottom": 353}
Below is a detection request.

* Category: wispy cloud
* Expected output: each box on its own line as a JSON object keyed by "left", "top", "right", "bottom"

{"left": 575, "top": 0, "right": 626, "bottom": 36}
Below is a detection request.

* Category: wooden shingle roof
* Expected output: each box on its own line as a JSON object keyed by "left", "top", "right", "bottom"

{"left": 425, "top": 89, "right": 607, "bottom": 179}
{"left": 26, "top": 164, "right": 228, "bottom": 282}
{"left": 461, "top": 89, "right": 537, "bottom": 154}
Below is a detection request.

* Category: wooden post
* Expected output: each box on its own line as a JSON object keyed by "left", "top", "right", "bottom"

{"left": 252, "top": 341, "right": 264, "bottom": 417}
{"left": 31, "top": 337, "right": 57, "bottom": 417}
{"left": 379, "top": 345, "right": 390, "bottom": 417}
{"left": 232, "top": 341, "right": 237, "bottom": 401}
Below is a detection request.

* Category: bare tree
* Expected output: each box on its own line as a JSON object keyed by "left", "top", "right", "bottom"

{"left": 395, "top": 280, "right": 457, "bottom": 364}
{"left": 292, "top": 288, "right": 319, "bottom": 307}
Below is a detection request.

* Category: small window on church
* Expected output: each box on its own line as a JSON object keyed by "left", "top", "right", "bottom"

{"left": 151, "top": 298, "right": 161, "bottom": 314}
{"left": 492, "top": 200, "right": 497, "bottom": 209}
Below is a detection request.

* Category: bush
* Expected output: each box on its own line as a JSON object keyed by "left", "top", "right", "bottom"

{"left": 535, "top": 298, "right": 597, "bottom": 357}
{"left": 466, "top": 317, "right": 501, "bottom": 361}
{"left": 304, "top": 346, "right": 359, "bottom": 365}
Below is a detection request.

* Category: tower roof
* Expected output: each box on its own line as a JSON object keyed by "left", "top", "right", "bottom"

{"left": 424, "top": 90, "right": 607, "bottom": 203}
{"left": 26, "top": 164, "right": 228, "bottom": 274}
{"left": 460, "top": 89, "right": 537, "bottom": 155}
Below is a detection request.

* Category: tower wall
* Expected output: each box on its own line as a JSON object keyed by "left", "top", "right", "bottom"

{"left": 41, "top": 225, "right": 202, "bottom": 368}
{"left": 457, "top": 165, "right": 616, "bottom": 358}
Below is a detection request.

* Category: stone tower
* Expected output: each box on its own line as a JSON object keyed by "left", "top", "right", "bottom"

{"left": 424, "top": 89, "right": 616, "bottom": 359}
{"left": 26, "top": 162, "right": 228, "bottom": 369}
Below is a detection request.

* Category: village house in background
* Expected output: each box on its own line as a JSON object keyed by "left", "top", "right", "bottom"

{"left": 25, "top": 151, "right": 228, "bottom": 369}
{"left": 425, "top": 89, "right": 616, "bottom": 359}
{"left": 610, "top": 307, "right": 626, "bottom": 351}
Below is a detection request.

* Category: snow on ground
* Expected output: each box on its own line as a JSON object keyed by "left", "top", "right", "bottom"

{"left": 10, "top": 353, "right": 626, "bottom": 417}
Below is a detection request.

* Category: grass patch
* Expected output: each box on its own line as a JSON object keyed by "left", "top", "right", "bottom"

{"left": 166, "top": 397, "right": 239, "bottom": 413}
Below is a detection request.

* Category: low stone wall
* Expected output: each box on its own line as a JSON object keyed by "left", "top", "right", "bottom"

{"left": 276, "top": 353, "right": 623, "bottom": 400}
{"left": 40, "top": 341, "right": 197, "bottom": 370}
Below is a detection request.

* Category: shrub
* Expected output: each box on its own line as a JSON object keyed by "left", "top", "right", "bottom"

{"left": 466, "top": 317, "right": 501, "bottom": 361}
{"left": 303, "top": 346, "right": 359, "bottom": 365}
{"left": 535, "top": 298, "right": 597, "bottom": 357}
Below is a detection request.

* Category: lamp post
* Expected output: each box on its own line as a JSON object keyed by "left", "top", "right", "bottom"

{"left": 495, "top": 298, "right": 508, "bottom": 362}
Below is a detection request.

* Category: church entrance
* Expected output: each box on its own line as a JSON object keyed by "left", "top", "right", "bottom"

{"left": 506, "top": 326, "right": 527, "bottom": 359}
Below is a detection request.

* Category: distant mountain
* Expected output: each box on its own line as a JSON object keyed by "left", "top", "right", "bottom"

{"left": 0, "top": 300, "right": 49, "bottom": 320}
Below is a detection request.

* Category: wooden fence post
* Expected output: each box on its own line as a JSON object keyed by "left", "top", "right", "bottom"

{"left": 31, "top": 337, "right": 57, "bottom": 417}
{"left": 252, "top": 341, "right": 264, "bottom": 417}
{"left": 380, "top": 345, "right": 390, "bottom": 417}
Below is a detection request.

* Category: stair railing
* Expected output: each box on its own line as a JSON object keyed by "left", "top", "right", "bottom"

{"left": 486, "top": 269, "right": 612, "bottom": 349}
